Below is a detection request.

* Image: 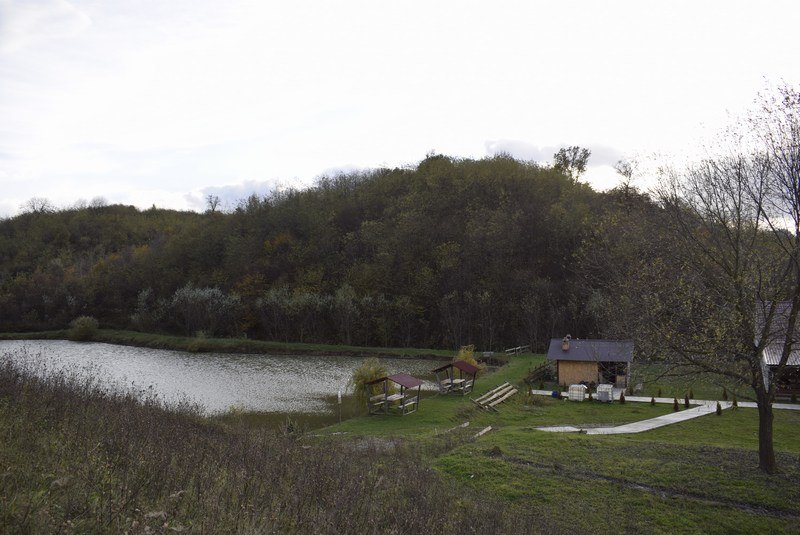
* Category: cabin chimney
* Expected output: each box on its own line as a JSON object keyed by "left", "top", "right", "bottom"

{"left": 562, "top": 334, "right": 571, "bottom": 351}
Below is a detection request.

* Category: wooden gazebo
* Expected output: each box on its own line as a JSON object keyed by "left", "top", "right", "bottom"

{"left": 365, "top": 373, "right": 423, "bottom": 415}
{"left": 432, "top": 361, "right": 479, "bottom": 395}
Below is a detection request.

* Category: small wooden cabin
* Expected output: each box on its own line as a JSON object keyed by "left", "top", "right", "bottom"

{"left": 757, "top": 301, "right": 800, "bottom": 398}
{"left": 364, "top": 373, "right": 423, "bottom": 415}
{"left": 431, "top": 360, "right": 479, "bottom": 395}
{"left": 546, "top": 336, "right": 634, "bottom": 388}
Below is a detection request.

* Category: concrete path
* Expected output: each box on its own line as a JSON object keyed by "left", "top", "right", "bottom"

{"left": 529, "top": 389, "right": 800, "bottom": 435}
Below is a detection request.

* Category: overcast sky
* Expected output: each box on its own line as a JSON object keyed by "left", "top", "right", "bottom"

{"left": 1, "top": 0, "right": 799, "bottom": 217}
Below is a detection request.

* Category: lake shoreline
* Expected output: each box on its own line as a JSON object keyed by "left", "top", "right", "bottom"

{"left": 0, "top": 339, "right": 444, "bottom": 414}
{"left": 0, "top": 329, "right": 455, "bottom": 361}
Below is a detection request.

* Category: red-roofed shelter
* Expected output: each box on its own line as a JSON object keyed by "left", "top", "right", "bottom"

{"left": 432, "top": 360, "right": 479, "bottom": 395}
{"left": 365, "top": 373, "right": 423, "bottom": 415}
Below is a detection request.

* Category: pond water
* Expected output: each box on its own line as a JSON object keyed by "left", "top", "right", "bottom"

{"left": 0, "top": 340, "right": 443, "bottom": 415}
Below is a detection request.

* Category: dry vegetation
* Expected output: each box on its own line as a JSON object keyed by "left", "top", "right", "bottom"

{"left": 0, "top": 353, "right": 548, "bottom": 533}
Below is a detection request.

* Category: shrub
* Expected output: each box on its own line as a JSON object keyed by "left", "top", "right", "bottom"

{"left": 455, "top": 344, "right": 484, "bottom": 371}
{"left": 187, "top": 330, "right": 209, "bottom": 352}
{"left": 716, "top": 401, "right": 723, "bottom": 416}
{"left": 67, "top": 316, "right": 99, "bottom": 341}
{"left": 651, "top": 396, "right": 656, "bottom": 406}
{"left": 619, "top": 391, "right": 626, "bottom": 404}
{"left": 349, "top": 357, "right": 390, "bottom": 407}
{"left": 673, "top": 398, "right": 679, "bottom": 411}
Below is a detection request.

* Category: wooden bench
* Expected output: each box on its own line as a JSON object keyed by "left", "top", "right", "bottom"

{"left": 471, "top": 382, "right": 518, "bottom": 411}
{"left": 369, "top": 393, "right": 388, "bottom": 414}
{"left": 391, "top": 395, "right": 418, "bottom": 415}
{"left": 439, "top": 379, "right": 454, "bottom": 393}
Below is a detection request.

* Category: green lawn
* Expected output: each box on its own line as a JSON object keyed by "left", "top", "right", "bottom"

{"left": 4, "top": 335, "right": 797, "bottom": 533}
{"left": 321, "top": 353, "right": 800, "bottom": 534}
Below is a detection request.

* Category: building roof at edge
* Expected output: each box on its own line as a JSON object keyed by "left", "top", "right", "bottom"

{"left": 546, "top": 338, "right": 634, "bottom": 363}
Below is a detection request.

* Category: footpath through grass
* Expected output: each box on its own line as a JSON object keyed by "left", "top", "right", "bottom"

{"left": 322, "top": 354, "right": 800, "bottom": 534}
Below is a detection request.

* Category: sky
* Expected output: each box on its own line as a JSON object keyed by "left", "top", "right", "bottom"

{"left": 1, "top": 0, "right": 799, "bottom": 217}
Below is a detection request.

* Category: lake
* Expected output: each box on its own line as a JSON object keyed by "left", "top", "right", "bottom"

{"left": 0, "top": 340, "right": 443, "bottom": 414}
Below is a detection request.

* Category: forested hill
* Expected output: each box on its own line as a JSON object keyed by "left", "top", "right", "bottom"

{"left": 0, "top": 154, "right": 658, "bottom": 351}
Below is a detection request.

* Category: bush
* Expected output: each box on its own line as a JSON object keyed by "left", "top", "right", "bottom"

{"left": 673, "top": 398, "right": 680, "bottom": 412}
{"left": 349, "top": 357, "right": 391, "bottom": 407}
{"left": 619, "top": 391, "right": 626, "bottom": 404}
{"left": 455, "top": 344, "right": 485, "bottom": 371}
{"left": 651, "top": 396, "right": 656, "bottom": 406}
{"left": 716, "top": 401, "right": 723, "bottom": 416}
{"left": 187, "top": 330, "right": 209, "bottom": 352}
{"left": 67, "top": 316, "right": 99, "bottom": 341}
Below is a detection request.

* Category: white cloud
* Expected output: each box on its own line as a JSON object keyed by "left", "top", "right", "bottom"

{"left": 0, "top": 0, "right": 799, "bottom": 218}
{"left": 485, "top": 140, "right": 624, "bottom": 168}
{"left": 0, "top": 0, "right": 91, "bottom": 54}
{"left": 185, "top": 179, "right": 295, "bottom": 212}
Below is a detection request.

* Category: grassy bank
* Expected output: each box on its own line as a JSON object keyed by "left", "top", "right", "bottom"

{"left": 0, "top": 329, "right": 455, "bottom": 360}
{"left": 0, "top": 353, "right": 544, "bottom": 533}
{"left": 320, "top": 355, "right": 800, "bottom": 533}
{"left": 3, "top": 346, "right": 799, "bottom": 533}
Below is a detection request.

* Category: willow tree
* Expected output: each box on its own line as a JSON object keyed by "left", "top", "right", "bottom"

{"left": 642, "top": 83, "right": 800, "bottom": 474}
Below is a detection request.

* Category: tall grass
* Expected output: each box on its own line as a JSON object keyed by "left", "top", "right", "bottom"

{"left": 0, "top": 351, "right": 548, "bottom": 533}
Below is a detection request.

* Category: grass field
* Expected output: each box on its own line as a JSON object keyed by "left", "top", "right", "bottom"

{"left": 2, "top": 340, "right": 798, "bottom": 533}
{"left": 321, "top": 354, "right": 800, "bottom": 534}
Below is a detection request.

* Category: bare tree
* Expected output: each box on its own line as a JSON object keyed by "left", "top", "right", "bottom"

{"left": 643, "top": 82, "right": 800, "bottom": 473}
{"left": 20, "top": 197, "right": 55, "bottom": 214}
{"left": 206, "top": 194, "right": 221, "bottom": 214}
{"left": 90, "top": 196, "right": 108, "bottom": 208}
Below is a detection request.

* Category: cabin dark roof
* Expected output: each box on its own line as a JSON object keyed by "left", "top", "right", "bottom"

{"left": 431, "top": 360, "right": 480, "bottom": 374}
{"left": 366, "top": 373, "right": 424, "bottom": 389}
{"left": 546, "top": 339, "right": 634, "bottom": 363}
{"left": 755, "top": 301, "right": 800, "bottom": 344}
{"left": 755, "top": 301, "right": 800, "bottom": 367}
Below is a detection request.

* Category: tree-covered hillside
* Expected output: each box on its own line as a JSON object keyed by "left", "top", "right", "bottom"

{"left": 0, "top": 154, "right": 650, "bottom": 350}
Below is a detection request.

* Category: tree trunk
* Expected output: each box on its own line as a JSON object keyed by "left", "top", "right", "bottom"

{"left": 756, "top": 388, "right": 776, "bottom": 474}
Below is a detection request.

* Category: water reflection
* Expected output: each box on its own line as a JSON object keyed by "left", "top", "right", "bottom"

{"left": 0, "top": 340, "right": 442, "bottom": 414}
